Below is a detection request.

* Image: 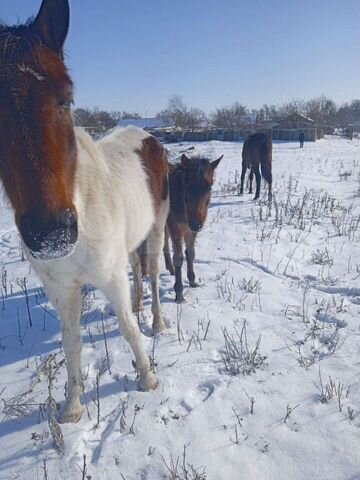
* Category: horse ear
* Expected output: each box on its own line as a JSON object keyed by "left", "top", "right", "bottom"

{"left": 181, "top": 154, "right": 192, "bottom": 168}
{"left": 32, "top": 0, "right": 70, "bottom": 54}
{"left": 211, "top": 155, "right": 223, "bottom": 170}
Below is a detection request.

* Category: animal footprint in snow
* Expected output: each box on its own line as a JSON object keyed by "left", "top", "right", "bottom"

{"left": 179, "top": 382, "right": 216, "bottom": 417}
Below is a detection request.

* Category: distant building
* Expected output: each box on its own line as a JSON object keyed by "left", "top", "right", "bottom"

{"left": 117, "top": 117, "right": 174, "bottom": 130}
{"left": 348, "top": 122, "right": 360, "bottom": 134}
{"left": 272, "top": 113, "right": 317, "bottom": 141}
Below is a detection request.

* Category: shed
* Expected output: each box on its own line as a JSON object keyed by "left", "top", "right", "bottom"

{"left": 272, "top": 113, "right": 317, "bottom": 142}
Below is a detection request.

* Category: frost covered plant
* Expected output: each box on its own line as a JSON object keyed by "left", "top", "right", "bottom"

{"left": 162, "top": 443, "right": 207, "bottom": 480}
{"left": 240, "top": 277, "right": 261, "bottom": 293}
{"left": 311, "top": 248, "right": 333, "bottom": 266}
{"left": 220, "top": 321, "right": 267, "bottom": 376}
{"left": 315, "top": 369, "right": 350, "bottom": 412}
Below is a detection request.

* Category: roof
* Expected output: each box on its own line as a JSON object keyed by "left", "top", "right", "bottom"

{"left": 274, "top": 112, "right": 315, "bottom": 129}
{"left": 117, "top": 117, "right": 174, "bottom": 129}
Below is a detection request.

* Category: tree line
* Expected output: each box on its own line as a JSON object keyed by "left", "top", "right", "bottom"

{"left": 73, "top": 95, "right": 360, "bottom": 135}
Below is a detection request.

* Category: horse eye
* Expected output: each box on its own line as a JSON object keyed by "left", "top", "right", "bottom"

{"left": 59, "top": 99, "right": 73, "bottom": 109}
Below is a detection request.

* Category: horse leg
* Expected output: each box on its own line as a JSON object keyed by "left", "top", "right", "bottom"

{"left": 147, "top": 221, "right": 167, "bottom": 332}
{"left": 103, "top": 266, "right": 157, "bottom": 391}
{"left": 130, "top": 250, "right": 144, "bottom": 314}
{"left": 268, "top": 179, "right": 272, "bottom": 202}
{"left": 45, "top": 285, "right": 83, "bottom": 423}
{"left": 168, "top": 222, "right": 185, "bottom": 303}
{"left": 184, "top": 230, "right": 199, "bottom": 288}
{"left": 249, "top": 168, "right": 254, "bottom": 194}
{"left": 254, "top": 165, "right": 261, "bottom": 200}
{"left": 239, "top": 163, "right": 246, "bottom": 195}
{"left": 163, "top": 225, "right": 175, "bottom": 275}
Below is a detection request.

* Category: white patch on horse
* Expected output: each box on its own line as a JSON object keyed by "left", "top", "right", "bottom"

{"left": 17, "top": 64, "right": 45, "bottom": 81}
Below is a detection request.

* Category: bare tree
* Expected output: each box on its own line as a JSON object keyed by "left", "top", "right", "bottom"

{"left": 157, "top": 94, "right": 188, "bottom": 128}
{"left": 186, "top": 107, "right": 207, "bottom": 131}
{"left": 157, "top": 95, "right": 206, "bottom": 130}
{"left": 211, "top": 102, "right": 248, "bottom": 129}
{"left": 120, "top": 111, "right": 142, "bottom": 120}
{"left": 305, "top": 95, "right": 337, "bottom": 127}
{"left": 73, "top": 107, "right": 118, "bottom": 134}
{"left": 336, "top": 99, "right": 360, "bottom": 128}
{"left": 278, "top": 98, "right": 308, "bottom": 118}
{"left": 255, "top": 104, "right": 280, "bottom": 123}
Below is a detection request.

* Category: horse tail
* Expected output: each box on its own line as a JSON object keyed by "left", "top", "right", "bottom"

{"left": 260, "top": 136, "right": 272, "bottom": 186}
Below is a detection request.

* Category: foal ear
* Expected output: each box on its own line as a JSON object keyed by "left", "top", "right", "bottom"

{"left": 32, "top": 0, "right": 70, "bottom": 54}
{"left": 181, "top": 154, "right": 192, "bottom": 169}
{"left": 211, "top": 155, "right": 223, "bottom": 170}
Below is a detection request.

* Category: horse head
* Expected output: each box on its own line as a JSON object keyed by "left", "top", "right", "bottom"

{"left": 0, "top": 0, "right": 78, "bottom": 260}
{"left": 178, "top": 153, "right": 222, "bottom": 232}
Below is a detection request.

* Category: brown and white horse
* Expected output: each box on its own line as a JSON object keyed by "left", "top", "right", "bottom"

{"left": 163, "top": 153, "right": 222, "bottom": 302}
{"left": 0, "top": 0, "right": 169, "bottom": 423}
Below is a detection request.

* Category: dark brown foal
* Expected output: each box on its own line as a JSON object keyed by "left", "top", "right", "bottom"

{"left": 164, "top": 153, "right": 223, "bottom": 302}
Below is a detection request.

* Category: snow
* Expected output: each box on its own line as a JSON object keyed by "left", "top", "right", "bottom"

{"left": 0, "top": 136, "right": 359, "bottom": 480}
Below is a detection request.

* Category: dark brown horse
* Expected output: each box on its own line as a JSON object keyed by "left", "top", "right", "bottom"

{"left": 239, "top": 132, "right": 272, "bottom": 200}
{"left": 163, "top": 153, "right": 223, "bottom": 302}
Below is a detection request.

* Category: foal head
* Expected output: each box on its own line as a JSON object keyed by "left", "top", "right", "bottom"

{"left": 0, "top": 0, "right": 78, "bottom": 260}
{"left": 171, "top": 154, "right": 223, "bottom": 233}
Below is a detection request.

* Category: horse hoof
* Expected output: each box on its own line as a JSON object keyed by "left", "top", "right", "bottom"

{"left": 132, "top": 303, "right": 144, "bottom": 314}
{"left": 189, "top": 282, "right": 200, "bottom": 288}
{"left": 153, "top": 320, "right": 167, "bottom": 333}
{"left": 253, "top": 196, "right": 259, "bottom": 201}
{"left": 58, "top": 405, "right": 83, "bottom": 424}
{"left": 139, "top": 371, "right": 158, "bottom": 391}
{"left": 175, "top": 294, "right": 185, "bottom": 304}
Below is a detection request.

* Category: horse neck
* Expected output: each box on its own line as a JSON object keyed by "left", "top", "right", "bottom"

{"left": 169, "top": 165, "right": 187, "bottom": 223}
{"left": 73, "top": 128, "right": 109, "bottom": 217}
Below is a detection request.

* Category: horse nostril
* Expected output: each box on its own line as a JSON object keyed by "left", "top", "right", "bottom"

{"left": 56, "top": 209, "right": 77, "bottom": 229}
{"left": 189, "top": 222, "right": 203, "bottom": 232}
{"left": 20, "top": 210, "right": 78, "bottom": 258}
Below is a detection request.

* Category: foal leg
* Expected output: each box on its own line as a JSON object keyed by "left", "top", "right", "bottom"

{"left": 239, "top": 163, "right": 246, "bottom": 195}
{"left": 253, "top": 165, "right": 261, "bottom": 200}
{"left": 130, "top": 250, "right": 144, "bottom": 314}
{"left": 168, "top": 223, "right": 185, "bottom": 303}
{"left": 249, "top": 168, "right": 254, "bottom": 194}
{"left": 163, "top": 225, "right": 175, "bottom": 275}
{"left": 184, "top": 230, "right": 199, "bottom": 288}
{"left": 268, "top": 180, "right": 272, "bottom": 202}
{"left": 103, "top": 266, "right": 157, "bottom": 391}
{"left": 46, "top": 285, "right": 83, "bottom": 423}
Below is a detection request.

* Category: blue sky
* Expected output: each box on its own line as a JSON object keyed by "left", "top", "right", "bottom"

{"left": 1, "top": 0, "right": 359, "bottom": 115}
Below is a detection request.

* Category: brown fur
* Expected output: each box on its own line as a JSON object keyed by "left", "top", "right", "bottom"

{"left": 164, "top": 154, "right": 222, "bottom": 302}
{"left": 0, "top": 26, "right": 77, "bottom": 230}
{"left": 137, "top": 136, "right": 169, "bottom": 214}
{"left": 240, "top": 132, "right": 272, "bottom": 200}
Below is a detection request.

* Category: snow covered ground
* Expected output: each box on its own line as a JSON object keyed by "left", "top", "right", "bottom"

{"left": 0, "top": 136, "right": 359, "bottom": 480}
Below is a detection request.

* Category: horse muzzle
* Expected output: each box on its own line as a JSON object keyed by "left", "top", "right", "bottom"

{"left": 20, "top": 209, "right": 78, "bottom": 261}
{"left": 189, "top": 221, "right": 203, "bottom": 233}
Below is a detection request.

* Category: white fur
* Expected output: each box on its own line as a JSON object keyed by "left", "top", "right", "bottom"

{"left": 17, "top": 64, "right": 45, "bottom": 81}
{"left": 29, "top": 126, "right": 169, "bottom": 423}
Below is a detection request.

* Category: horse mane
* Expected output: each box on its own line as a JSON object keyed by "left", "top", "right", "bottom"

{"left": 169, "top": 163, "right": 186, "bottom": 223}
{"left": 0, "top": 19, "right": 39, "bottom": 59}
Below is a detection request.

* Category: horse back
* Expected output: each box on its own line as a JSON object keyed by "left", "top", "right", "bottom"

{"left": 242, "top": 133, "right": 272, "bottom": 167}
